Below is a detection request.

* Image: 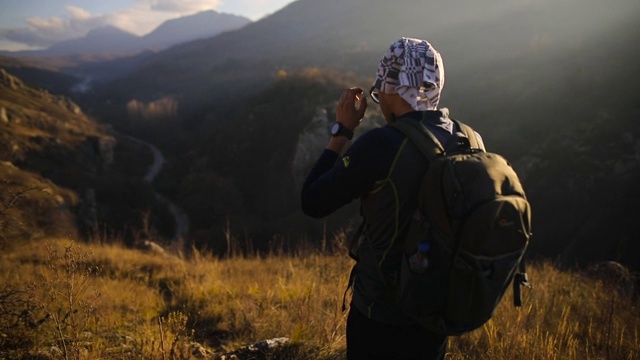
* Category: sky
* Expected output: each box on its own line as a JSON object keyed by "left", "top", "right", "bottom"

{"left": 0, "top": 0, "right": 297, "bottom": 51}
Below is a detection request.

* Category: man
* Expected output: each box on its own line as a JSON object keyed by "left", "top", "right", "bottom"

{"left": 301, "top": 38, "right": 480, "bottom": 359}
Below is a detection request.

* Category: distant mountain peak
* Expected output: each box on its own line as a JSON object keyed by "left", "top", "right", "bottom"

{"left": 85, "top": 26, "right": 136, "bottom": 38}
{"left": 141, "top": 11, "right": 251, "bottom": 49}
{"left": 3, "top": 11, "right": 251, "bottom": 58}
{"left": 43, "top": 26, "right": 140, "bottom": 56}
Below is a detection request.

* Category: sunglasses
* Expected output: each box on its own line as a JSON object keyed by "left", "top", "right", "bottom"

{"left": 369, "top": 86, "right": 380, "bottom": 104}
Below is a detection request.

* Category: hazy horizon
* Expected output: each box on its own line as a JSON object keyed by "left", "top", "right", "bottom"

{"left": 0, "top": 0, "right": 297, "bottom": 51}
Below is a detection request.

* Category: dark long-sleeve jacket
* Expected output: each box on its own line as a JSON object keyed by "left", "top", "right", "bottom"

{"left": 301, "top": 110, "right": 462, "bottom": 324}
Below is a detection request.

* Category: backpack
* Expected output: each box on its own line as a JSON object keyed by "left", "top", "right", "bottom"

{"left": 386, "top": 117, "right": 532, "bottom": 336}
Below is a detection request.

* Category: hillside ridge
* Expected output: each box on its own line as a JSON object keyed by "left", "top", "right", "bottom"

{"left": 0, "top": 68, "right": 176, "bottom": 245}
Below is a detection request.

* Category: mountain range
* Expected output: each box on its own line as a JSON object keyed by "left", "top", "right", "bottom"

{"left": 1, "top": 0, "right": 640, "bottom": 270}
{"left": 1, "top": 10, "right": 251, "bottom": 58}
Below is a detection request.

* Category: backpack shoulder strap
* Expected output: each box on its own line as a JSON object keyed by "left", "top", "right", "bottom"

{"left": 389, "top": 118, "right": 443, "bottom": 161}
{"left": 452, "top": 119, "right": 485, "bottom": 151}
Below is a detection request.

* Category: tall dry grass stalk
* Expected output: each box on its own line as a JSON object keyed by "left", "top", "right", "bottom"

{"left": 0, "top": 238, "right": 638, "bottom": 359}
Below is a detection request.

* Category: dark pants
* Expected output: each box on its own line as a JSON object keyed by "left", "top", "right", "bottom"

{"left": 346, "top": 307, "right": 448, "bottom": 360}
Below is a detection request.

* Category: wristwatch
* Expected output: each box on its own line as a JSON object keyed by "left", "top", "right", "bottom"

{"left": 330, "top": 122, "right": 354, "bottom": 140}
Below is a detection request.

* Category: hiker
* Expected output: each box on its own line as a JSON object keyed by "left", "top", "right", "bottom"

{"left": 301, "top": 37, "right": 468, "bottom": 360}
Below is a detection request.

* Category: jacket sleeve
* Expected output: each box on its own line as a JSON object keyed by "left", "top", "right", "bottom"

{"left": 300, "top": 129, "right": 392, "bottom": 218}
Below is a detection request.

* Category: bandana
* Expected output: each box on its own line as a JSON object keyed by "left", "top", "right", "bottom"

{"left": 373, "top": 37, "right": 445, "bottom": 110}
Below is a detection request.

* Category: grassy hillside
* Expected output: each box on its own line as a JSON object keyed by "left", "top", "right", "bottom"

{"left": 0, "top": 67, "right": 111, "bottom": 243}
{"left": 0, "top": 68, "right": 175, "bottom": 245}
{"left": 0, "top": 237, "right": 637, "bottom": 359}
{"left": 0, "top": 162, "right": 79, "bottom": 244}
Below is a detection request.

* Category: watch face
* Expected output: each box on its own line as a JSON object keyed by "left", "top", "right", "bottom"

{"left": 331, "top": 123, "right": 340, "bottom": 135}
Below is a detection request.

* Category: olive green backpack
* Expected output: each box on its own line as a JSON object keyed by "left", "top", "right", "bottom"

{"left": 388, "top": 117, "right": 532, "bottom": 336}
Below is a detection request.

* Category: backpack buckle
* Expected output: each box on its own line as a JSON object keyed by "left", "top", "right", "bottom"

{"left": 513, "top": 271, "right": 532, "bottom": 307}
{"left": 519, "top": 272, "right": 532, "bottom": 288}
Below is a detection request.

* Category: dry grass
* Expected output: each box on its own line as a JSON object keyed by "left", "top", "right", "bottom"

{"left": 0, "top": 162, "right": 79, "bottom": 246}
{"left": 447, "top": 261, "right": 639, "bottom": 359}
{"left": 0, "top": 237, "right": 638, "bottom": 359}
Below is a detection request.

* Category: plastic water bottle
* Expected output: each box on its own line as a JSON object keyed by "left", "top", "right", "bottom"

{"left": 409, "top": 242, "right": 431, "bottom": 273}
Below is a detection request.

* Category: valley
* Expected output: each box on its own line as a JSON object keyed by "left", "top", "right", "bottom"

{"left": 1, "top": 0, "right": 640, "bottom": 270}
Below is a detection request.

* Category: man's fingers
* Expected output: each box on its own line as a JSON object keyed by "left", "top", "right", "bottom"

{"left": 357, "top": 96, "right": 368, "bottom": 117}
{"left": 336, "top": 87, "right": 367, "bottom": 130}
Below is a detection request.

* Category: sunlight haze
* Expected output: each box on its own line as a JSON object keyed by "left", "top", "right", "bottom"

{"left": 0, "top": 0, "right": 297, "bottom": 51}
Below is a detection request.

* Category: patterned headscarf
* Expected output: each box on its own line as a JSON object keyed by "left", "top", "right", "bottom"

{"left": 373, "top": 37, "right": 445, "bottom": 110}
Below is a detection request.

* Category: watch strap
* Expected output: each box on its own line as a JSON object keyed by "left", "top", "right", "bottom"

{"left": 332, "top": 122, "right": 354, "bottom": 140}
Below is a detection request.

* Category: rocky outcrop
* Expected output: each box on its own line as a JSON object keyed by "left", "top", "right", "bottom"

{"left": 135, "top": 239, "right": 168, "bottom": 256}
{"left": 291, "top": 107, "right": 332, "bottom": 191}
{"left": 1, "top": 68, "right": 119, "bottom": 241}
{"left": 1, "top": 68, "right": 116, "bottom": 169}
{"left": 215, "top": 337, "right": 291, "bottom": 360}
{"left": 75, "top": 135, "right": 116, "bottom": 174}
{"left": 0, "top": 68, "right": 23, "bottom": 90}
{"left": 291, "top": 105, "right": 386, "bottom": 191}
{"left": 1, "top": 68, "right": 81, "bottom": 115}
